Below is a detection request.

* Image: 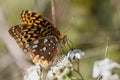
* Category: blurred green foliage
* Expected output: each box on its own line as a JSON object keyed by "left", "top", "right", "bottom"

{"left": 0, "top": 38, "right": 8, "bottom": 57}
{"left": 0, "top": 0, "right": 120, "bottom": 80}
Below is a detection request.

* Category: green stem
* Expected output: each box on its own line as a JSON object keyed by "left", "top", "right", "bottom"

{"left": 74, "top": 59, "right": 84, "bottom": 80}
{"left": 105, "top": 37, "right": 109, "bottom": 59}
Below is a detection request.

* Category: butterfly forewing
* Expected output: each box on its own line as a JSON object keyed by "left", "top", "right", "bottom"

{"left": 9, "top": 24, "right": 26, "bottom": 48}
{"left": 9, "top": 24, "right": 55, "bottom": 48}
{"left": 21, "top": 10, "right": 61, "bottom": 38}
{"left": 9, "top": 24, "right": 40, "bottom": 49}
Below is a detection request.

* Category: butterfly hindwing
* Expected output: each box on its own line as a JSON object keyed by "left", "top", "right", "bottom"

{"left": 27, "top": 36, "right": 59, "bottom": 67}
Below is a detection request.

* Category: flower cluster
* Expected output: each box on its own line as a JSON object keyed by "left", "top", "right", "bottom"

{"left": 24, "top": 49, "right": 85, "bottom": 80}
{"left": 47, "top": 56, "right": 73, "bottom": 80}
{"left": 92, "top": 58, "right": 120, "bottom": 80}
{"left": 24, "top": 63, "right": 42, "bottom": 80}
{"left": 68, "top": 49, "right": 85, "bottom": 60}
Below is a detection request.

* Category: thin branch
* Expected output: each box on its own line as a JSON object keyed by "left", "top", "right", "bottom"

{"left": 50, "top": 0, "right": 56, "bottom": 27}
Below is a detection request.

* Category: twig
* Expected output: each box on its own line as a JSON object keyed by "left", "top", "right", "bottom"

{"left": 50, "top": 0, "right": 56, "bottom": 27}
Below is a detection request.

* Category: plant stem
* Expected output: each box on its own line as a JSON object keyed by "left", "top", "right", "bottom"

{"left": 74, "top": 69, "right": 84, "bottom": 80}
{"left": 34, "top": 0, "right": 40, "bottom": 12}
{"left": 50, "top": 0, "right": 56, "bottom": 27}
{"left": 105, "top": 37, "right": 109, "bottom": 58}
{"left": 74, "top": 59, "right": 84, "bottom": 80}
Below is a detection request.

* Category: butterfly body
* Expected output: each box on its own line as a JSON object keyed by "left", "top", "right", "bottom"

{"left": 9, "top": 10, "right": 66, "bottom": 67}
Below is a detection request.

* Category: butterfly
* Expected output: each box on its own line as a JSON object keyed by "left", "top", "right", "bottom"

{"left": 9, "top": 10, "right": 67, "bottom": 68}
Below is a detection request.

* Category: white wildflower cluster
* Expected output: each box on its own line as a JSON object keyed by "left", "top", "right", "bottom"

{"left": 93, "top": 58, "right": 120, "bottom": 80}
{"left": 47, "top": 56, "right": 73, "bottom": 80}
{"left": 24, "top": 49, "right": 85, "bottom": 80}
{"left": 24, "top": 63, "right": 42, "bottom": 80}
{"left": 47, "top": 49, "right": 85, "bottom": 80}
{"left": 68, "top": 49, "right": 85, "bottom": 60}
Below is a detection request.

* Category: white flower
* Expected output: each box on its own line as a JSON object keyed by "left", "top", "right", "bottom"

{"left": 68, "top": 49, "right": 85, "bottom": 60}
{"left": 24, "top": 64, "right": 42, "bottom": 80}
{"left": 92, "top": 58, "right": 120, "bottom": 80}
{"left": 47, "top": 56, "right": 73, "bottom": 80}
{"left": 24, "top": 49, "right": 85, "bottom": 80}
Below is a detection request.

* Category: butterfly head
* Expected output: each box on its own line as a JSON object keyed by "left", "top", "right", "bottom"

{"left": 59, "top": 34, "right": 67, "bottom": 45}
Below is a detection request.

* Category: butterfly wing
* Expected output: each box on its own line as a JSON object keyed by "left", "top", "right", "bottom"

{"left": 9, "top": 24, "right": 56, "bottom": 48}
{"left": 9, "top": 24, "right": 60, "bottom": 67}
{"left": 21, "top": 10, "right": 61, "bottom": 38}
{"left": 9, "top": 10, "right": 67, "bottom": 68}
{"left": 9, "top": 24, "right": 27, "bottom": 48}
{"left": 28, "top": 36, "right": 59, "bottom": 67}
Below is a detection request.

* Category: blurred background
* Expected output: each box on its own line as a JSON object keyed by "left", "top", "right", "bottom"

{"left": 0, "top": 0, "right": 120, "bottom": 80}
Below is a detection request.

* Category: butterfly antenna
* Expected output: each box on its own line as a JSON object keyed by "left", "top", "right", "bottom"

{"left": 62, "top": 16, "right": 75, "bottom": 35}
{"left": 61, "top": 16, "right": 75, "bottom": 51}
